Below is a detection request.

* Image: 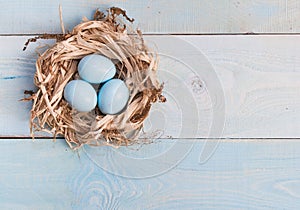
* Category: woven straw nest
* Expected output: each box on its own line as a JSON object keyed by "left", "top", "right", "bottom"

{"left": 24, "top": 8, "right": 164, "bottom": 149}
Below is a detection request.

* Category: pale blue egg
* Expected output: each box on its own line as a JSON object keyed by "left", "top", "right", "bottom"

{"left": 64, "top": 80, "right": 97, "bottom": 112}
{"left": 98, "top": 79, "right": 130, "bottom": 115}
{"left": 78, "top": 54, "right": 116, "bottom": 84}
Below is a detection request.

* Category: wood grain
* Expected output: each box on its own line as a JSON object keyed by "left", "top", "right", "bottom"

{"left": 0, "top": 138, "right": 300, "bottom": 209}
{"left": 1, "top": 35, "right": 300, "bottom": 138}
{"left": 2, "top": 1, "right": 300, "bottom": 209}
{"left": 2, "top": 0, "right": 300, "bottom": 34}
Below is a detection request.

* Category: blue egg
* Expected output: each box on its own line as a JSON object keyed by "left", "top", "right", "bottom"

{"left": 78, "top": 54, "right": 116, "bottom": 84}
{"left": 98, "top": 79, "right": 130, "bottom": 115}
{"left": 64, "top": 80, "right": 97, "bottom": 112}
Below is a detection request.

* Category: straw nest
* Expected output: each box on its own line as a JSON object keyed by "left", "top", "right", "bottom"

{"left": 24, "top": 8, "right": 164, "bottom": 149}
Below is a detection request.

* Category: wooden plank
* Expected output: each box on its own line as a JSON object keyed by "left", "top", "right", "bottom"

{"left": 0, "top": 138, "right": 300, "bottom": 209}
{"left": 183, "top": 35, "right": 300, "bottom": 138}
{"left": 2, "top": 0, "right": 300, "bottom": 34}
{"left": 1, "top": 35, "right": 300, "bottom": 138}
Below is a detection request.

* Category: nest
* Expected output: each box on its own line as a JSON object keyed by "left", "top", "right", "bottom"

{"left": 24, "top": 8, "right": 164, "bottom": 149}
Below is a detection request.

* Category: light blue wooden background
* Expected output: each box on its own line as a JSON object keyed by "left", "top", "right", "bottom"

{"left": 1, "top": 0, "right": 300, "bottom": 209}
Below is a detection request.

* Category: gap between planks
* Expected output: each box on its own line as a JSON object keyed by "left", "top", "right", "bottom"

{"left": 1, "top": 137, "right": 300, "bottom": 141}
{"left": 4, "top": 33, "right": 300, "bottom": 37}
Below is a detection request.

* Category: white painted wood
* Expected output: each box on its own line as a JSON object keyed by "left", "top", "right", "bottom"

{"left": 2, "top": 0, "right": 300, "bottom": 34}
{"left": 0, "top": 138, "right": 300, "bottom": 209}
{"left": 1, "top": 35, "right": 300, "bottom": 138}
